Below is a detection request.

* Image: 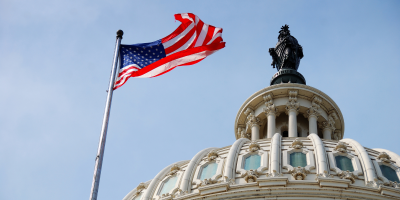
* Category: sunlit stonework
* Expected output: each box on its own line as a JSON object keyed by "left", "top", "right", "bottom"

{"left": 290, "top": 138, "right": 303, "bottom": 149}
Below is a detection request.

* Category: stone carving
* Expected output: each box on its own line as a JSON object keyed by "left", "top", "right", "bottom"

{"left": 269, "top": 24, "right": 303, "bottom": 71}
{"left": 223, "top": 176, "right": 236, "bottom": 185}
{"left": 377, "top": 152, "right": 392, "bottom": 163}
{"left": 316, "top": 170, "right": 334, "bottom": 179}
{"left": 207, "top": 149, "right": 219, "bottom": 161}
{"left": 289, "top": 166, "right": 309, "bottom": 180}
{"left": 332, "top": 130, "right": 342, "bottom": 140}
{"left": 248, "top": 141, "right": 261, "bottom": 152}
{"left": 241, "top": 169, "right": 261, "bottom": 183}
{"left": 238, "top": 127, "right": 250, "bottom": 139}
{"left": 192, "top": 177, "right": 222, "bottom": 189}
{"left": 244, "top": 108, "right": 261, "bottom": 129}
{"left": 285, "top": 90, "right": 300, "bottom": 115}
{"left": 304, "top": 96, "right": 322, "bottom": 119}
{"left": 389, "top": 181, "right": 400, "bottom": 189}
{"left": 135, "top": 182, "right": 146, "bottom": 195}
{"left": 172, "top": 189, "right": 187, "bottom": 198}
{"left": 263, "top": 93, "right": 279, "bottom": 117}
{"left": 290, "top": 138, "right": 303, "bottom": 149}
{"left": 322, "top": 113, "right": 338, "bottom": 131}
{"left": 167, "top": 164, "right": 180, "bottom": 176}
{"left": 366, "top": 178, "right": 383, "bottom": 188}
{"left": 267, "top": 170, "right": 283, "bottom": 177}
{"left": 338, "top": 170, "right": 357, "bottom": 184}
{"left": 334, "top": 142, "right": 348, "bottom": 153}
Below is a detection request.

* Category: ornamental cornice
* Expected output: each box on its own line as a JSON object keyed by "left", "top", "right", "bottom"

{"left": 263, "top": 93, "right": 280, "bottom": 117}
{"left": 244, "top": 108, "right": 261, "bottom": 128}
{"left": 285, "top": 90, "right": 300, "bottom": 115}
{"left": 304, "top": 96, "right": 322, "bottom": 119}
{"left": 234, "top": 83, "right": 345, "bottom": 140}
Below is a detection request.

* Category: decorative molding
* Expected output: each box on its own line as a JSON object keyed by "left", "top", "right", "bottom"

{"left": 248, "top": 141, "right": 260, "bottom": 152}
{"left": 135, "top": 182, "right": 146, "bottom": 195}
{"left": 321, "top": 112, "right": 338, "bottom": 131}
{"left": 239, "top": 169, "right": 263, "bottom": 183}
{"left": 316, "top": 170, "right": 334, "bottom": 178}
{"left": 244, "top": 108, "right": 261, "bottom": 129}
{"left": 263, "top": 93, "right": 280, "bottom": 117}
{"left": 237, "top": 127, "right": 250, "bottom": 139}
{"left": 338, "top": 170, "right": 357, "bottom": 184}
{"left": 167, "top": 164, "right": 180, "bottom": 176}
{"left": 289, "top": 166, "right": 309, "bottom": 180}
{"left": 290, "top": 138, "right": 303, "bottom": 149}
{"left": 334, "top": 142, "right": 348, "bottom": 153}
{"left": 267, "top": 170, "right": 283, "bottom": 177}
{"left": 285, "top": 90, "right": 300, "bottom": 115}
{"left": 206, "top": 150, "right": 219, "bottom": 162}
{"left": 377, "top": 152, "right": 392, "bottom": 163}
{"left": 332, "top": 130, "right": 342, "bottom": 140}
{"left": 304, "top": 96, "right": 322, "bottom": 119}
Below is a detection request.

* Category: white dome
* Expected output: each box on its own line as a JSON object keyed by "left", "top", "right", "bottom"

{"left": 124, "top": 84, "right": 400, "bottom": 200}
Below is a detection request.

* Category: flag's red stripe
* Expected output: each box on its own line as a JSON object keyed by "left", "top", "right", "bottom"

{"left": 188, "top": 20, "right": 204, "bottom": 49}
{"left": 129, "top": 42, "right": 225, "bottom": 78}
{"left": 164, "top": 26, "right": 196, "bottom": 55}
{"left": 202, "top": 26, "right": 215, "bottom": 46}
{"left": 161, "top": 14, "right": 193, "bottom": 43}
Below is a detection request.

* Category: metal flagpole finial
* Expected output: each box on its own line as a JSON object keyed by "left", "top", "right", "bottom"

{"left": 117, "top": 29, "right": 124, "bottom": 38}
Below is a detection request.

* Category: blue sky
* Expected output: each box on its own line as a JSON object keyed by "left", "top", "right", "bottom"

{"left": 0, "top": 0, "right": 399, "bottom": 199}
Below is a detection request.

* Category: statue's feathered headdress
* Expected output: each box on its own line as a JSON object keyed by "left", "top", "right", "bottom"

{"left": 279, "top": 24, "right": 290, "bottom": 35}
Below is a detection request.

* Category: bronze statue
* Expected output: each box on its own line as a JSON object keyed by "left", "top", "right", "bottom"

{"left": 269, "top": 25, "right": 303, "bottom": 71}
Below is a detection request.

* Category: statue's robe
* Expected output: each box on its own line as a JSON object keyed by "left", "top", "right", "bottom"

{"left": 274, "top": 35, "right": 302, "bottom": 71}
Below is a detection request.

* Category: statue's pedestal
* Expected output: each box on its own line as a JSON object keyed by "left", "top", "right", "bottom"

{"left": 270, "top": 69, "right": 306, "bottom": 85}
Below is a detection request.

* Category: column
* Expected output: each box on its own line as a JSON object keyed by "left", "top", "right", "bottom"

{"left": 251, "top": 124, "right": 260, "bottom": 140}
{"left": 263, "top": 94, "right": 279, "bottom": 138}
{"left": 321, "top": 113, "right": 338, "bottom": 140}
{"left": 305, "top": 96, "right": 322, "bottom": 135}
{"left": 286, "top": 90, "right": 300, "bottom": 137}
{"left": 244, "top": 108, "right": 260, "bottom": 140}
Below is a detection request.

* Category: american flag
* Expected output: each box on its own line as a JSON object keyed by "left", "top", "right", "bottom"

{"left": 113, "top": 13, "right": 225, "bottom": 90}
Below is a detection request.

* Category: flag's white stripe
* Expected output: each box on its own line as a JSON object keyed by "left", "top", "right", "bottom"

{"left": 194, "top": 24, "right": 209, "bottom": 47}
{"left": 180, "top": 13, "right": 194, "bottom": 23}
{"left": 207, "top": 32, "right": 222, "bottom": 45}
{"left": 115, "top": 68, "right": 139, "bottom": 88}
{"left": 166, "top": 31, "right": 197, "bottom": 56}
{"left": 194, "top": 15, "right": 199, "bottom": 25}
{"left": 162, "top": 22, "right": 195, "bottom": 49}
{"left": 136, "top": 50, "right": 218, "bottom": 78}
{"left": 115, "top": 64, "right": 139, "bottom": 82}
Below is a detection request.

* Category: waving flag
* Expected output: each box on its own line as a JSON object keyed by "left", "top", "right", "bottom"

{"left": 113, "top": 13, "right": 225, "bottom": 90}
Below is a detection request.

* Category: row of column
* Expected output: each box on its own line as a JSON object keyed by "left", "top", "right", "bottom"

{"left": 243, "top": 92, "right": 338, "bottom": 140}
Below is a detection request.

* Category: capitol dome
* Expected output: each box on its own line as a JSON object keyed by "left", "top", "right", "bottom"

{"left": 123, "top": 26, "right": 400, "bottom": 200}
{"left": 123, "top": 82, "right": 400, "bottom": 200}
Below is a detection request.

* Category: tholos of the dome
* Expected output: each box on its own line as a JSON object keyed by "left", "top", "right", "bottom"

{"left": 342, "top": 139, "right": 378, "bottom": 186}
{"left": 270, "top": 133, "right": 282, "bottom": 173}
{"left": 179, "top": 147, "right": 217, "bottom": 193}
{"left": 223, "top": 138, "right": 250, "bottom": 181}
{"left": 308, "top": 133, "right": 329, "bottom": 174}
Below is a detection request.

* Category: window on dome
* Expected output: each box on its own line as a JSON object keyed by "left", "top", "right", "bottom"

{"left": 380, "top": 165, "right": 400, "bottom": 183}
{"left": 290, "top": 152, "right": 307, "bottom": 167}
{"left": 159, "top": 176, "right": 178, "bottom": 195}
{"left": 133, "top": 193, "right": 142, "bottom": 200}
{"left": 199, "top": 162, "right": 218, "bottom": 180}
{"left": 244, "top": 154, "right": 261, "bottom": 170}
{"left": 335, "top": 156, "right": 354, "bottom": 172}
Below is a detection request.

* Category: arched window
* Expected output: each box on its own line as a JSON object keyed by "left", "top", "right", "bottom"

{"left": 290, "top": 152, "right": 307, "bottom": 167}
{"left": 244, "top": 154, "right": 261, "bottom": 170}
{"left": 133, "top": 193, "right": 142, "bottom": 200}
{"left": 199, "top": 162, "right": 218, "bottom": 180}
{"left": 159, "top": 176, "right": 178, "bottom": 195}
{"left": 335, "top": 156, "right": 354, "bottom": 171}
{"left": 380, "top": 165, "right": 400, "bottom": 183}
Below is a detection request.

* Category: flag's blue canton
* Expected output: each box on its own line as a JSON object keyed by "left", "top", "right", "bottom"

{"left": 120, "top": 39, "right": 167, "bottom": 70}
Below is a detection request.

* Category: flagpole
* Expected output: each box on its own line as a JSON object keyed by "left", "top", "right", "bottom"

{"left": 89, "top": 29, "right": 123, "bottom": 200}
